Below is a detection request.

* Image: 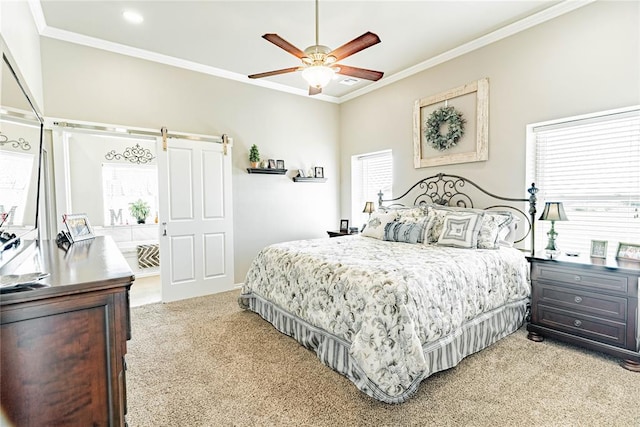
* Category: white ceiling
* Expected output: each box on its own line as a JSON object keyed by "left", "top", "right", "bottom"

{"left": 32, "top": 1, "right": 590, "bottom": 103}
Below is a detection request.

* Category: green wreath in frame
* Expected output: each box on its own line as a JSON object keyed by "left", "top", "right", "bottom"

{"left": 424, "top": 105, "right": 466, "bottom": 151}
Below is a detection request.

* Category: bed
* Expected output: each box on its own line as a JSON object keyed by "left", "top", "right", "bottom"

{"left": 239, "top": 173, "right": 539, "bottom": 403}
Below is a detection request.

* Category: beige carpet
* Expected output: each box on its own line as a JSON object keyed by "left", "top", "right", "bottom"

{"left": 127, "top": 289, "right": 640, "bottom": 426}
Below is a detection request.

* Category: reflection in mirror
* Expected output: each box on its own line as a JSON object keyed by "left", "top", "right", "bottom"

{"left": 0, "top": 54, "right": 44, "bottom": 260}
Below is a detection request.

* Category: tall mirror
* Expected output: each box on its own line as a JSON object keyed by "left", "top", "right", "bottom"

{"left": 0, "top": 53, "right": 44, "bottom": 263}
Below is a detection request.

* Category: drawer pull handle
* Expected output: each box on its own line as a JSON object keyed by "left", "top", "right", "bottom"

{"left": 574, "top": 320, "right": 582, "bottom": 327}
{"left": 574, "top": 275, "right": 581, "bottom": 281}
{"left": 574, "top": 296, "right": 583, "bottom": 303}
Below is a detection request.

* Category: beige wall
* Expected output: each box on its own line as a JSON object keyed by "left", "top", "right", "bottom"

{"left": 0, "top": 0, "right": 44, "bottom": 112}
{"left": 41, "top": 38, "right": 340, "bottom": 282}
{"left": 339, "top": 1, "right": 639, "bottom": 222}
{"left": 39, "top": 1, "right": 638, "bottom": 280}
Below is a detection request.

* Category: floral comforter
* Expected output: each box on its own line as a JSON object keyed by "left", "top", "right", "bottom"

{"left": 241, "top": 235, "right": 530, "bottom": 399}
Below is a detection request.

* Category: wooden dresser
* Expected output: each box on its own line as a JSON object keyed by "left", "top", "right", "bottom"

{"left": 0, "top": 236, "right": 134, "bottom": 426}
{"left": 527, "top": 255, "right": 640, "bottom": 371}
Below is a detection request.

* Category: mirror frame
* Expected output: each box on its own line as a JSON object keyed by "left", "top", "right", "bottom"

{"left": 0, "top": 52, "right": 45, "bottom": 265}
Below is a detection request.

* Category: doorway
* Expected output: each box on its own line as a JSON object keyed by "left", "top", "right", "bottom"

{"left": 51, "top": 123, "right": 234, "bottom": 304}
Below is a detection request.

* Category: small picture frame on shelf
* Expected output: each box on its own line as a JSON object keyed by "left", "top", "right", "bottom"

{"left": 616, "top": 242, "right": 640, "bottom": 262}
{"left": 268, "top": 159, "right": 276, "bottom": 169}
{"left": 297, "top": 169, "right": 305, "bottom": 177}
{"left": 590, "top": 240, "right": 607, "bottom": 258}
{"left": 63, "top": 213, "right": 95, "bottom": 243}
{"left": 314, "top": 167, "right": 324, "bottom": 178}
{"left": 276, "top": 159, "right": 285, "bottom": 170}
{"left": 340, "top": 219, "right": 349, "bottom": 232}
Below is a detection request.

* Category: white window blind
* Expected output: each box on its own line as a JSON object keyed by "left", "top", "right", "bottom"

{"left": 351, "top": 150, "right": 392, "bottom": 227}
{"left": 528, "top": 107, "right": 640, "bottom": 257}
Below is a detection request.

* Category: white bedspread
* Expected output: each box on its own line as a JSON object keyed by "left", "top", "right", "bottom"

{"left": 241, "top": 235, "right": 530, "bottom": 399}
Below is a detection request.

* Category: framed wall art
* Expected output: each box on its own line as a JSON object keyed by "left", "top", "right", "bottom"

{"left": 413, "top": 78, "right": 489, "bottom": 168}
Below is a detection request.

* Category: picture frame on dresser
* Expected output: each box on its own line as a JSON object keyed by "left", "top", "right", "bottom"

{"left": 340, "top": 219, "right": 349, "bottom": 233}
{"left": 64, "top": 213, "right": 95, "bottom": 243}
{"left": 616, "top": 242, "right": 640, "bottom": 262}
{"left": 590, "top": 240, "right": 608, "bottom": 258}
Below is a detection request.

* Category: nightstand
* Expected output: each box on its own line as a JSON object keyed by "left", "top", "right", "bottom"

{"left": 526, "top": 255, "right": 640, "bottom": 371}
{"left": 327, "top": 230, "right": 354, "bottom": 238}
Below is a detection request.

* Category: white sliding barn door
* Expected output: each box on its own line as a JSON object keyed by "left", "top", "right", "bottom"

{"left": 157, "top": 136, "right": 234, "bottom": 302}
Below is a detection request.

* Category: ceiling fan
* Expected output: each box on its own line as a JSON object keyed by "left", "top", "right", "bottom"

{"left": 248, "top": 0, "right": 384, "bottom": 96}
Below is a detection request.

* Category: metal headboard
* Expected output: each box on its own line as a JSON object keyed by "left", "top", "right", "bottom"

{"left": 378, "top": 173, "right": 538, "bottom": 252}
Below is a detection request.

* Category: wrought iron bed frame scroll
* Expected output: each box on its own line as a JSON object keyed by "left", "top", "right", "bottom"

{"left": 378, "top": 173, "right": 539, "bottom": 254}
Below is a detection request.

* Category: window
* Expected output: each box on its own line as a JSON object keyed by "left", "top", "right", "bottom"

{"left": 351, "top": 150, "right": 392, "bottom": 228}
{"left": 102, "top": 164, "right": 158, "bottom": 226}
{"left": 526, "top": 107, "right": 640, "bottom": 257}
{"left": 0, "top": 151, "right": 35, "bottom": 226}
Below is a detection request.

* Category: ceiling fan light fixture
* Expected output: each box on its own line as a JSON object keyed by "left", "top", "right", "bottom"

{"left": 302, "top": 65, "right": 335, "bottom": 89}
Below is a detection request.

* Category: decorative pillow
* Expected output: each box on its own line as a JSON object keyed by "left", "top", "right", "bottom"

{"left": 477, "top": 212, "right": 514, "bottom": 249}
{"left": 396, "top": 206, "right": 428, "bottom": 220}
{"left": 381, "top": 206, "right": 428, "bottom": 220}
{"left": 436, "top": 212, "right": 484, "bottom": 248}
{"left": 383, "top": 217, "right": 430, "bottom": 244}
{"left": 426, "top": 206, "right": 482, "bottom": 244}
{"left": 361, "top": 210, "right": 398, "bottom": 240}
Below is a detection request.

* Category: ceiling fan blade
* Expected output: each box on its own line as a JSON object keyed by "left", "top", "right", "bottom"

{"left": 335, "top": 65, "right": 384, "bottom": 81}
{"left": 262, "top": 34, "right": 306, "bottom": 58}
{"left": 248, "top": 67, "right": 301, "bottom": 79}
{"left": 328, "top": 32, "right": 381, "bottom": 61}
{"left": 309, "top": 86, "right": 322, "bottom": 96}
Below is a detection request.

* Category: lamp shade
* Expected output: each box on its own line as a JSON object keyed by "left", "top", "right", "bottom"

{"left": 302, "top": 65, "right": 335, "bottom": 89}
{"left": 539, "top": 202, "right": 569, "bottom": 221}
{"left": 362, "top": 201, "right": 375, "bottom": 214}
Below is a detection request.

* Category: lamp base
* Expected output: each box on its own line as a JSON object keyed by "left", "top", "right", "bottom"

{"left": 545, "top": 220, "right": 560, "bottom": 258}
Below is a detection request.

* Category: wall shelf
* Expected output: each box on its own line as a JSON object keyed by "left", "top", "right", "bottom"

{"left": 247, "top": 168, "right": 287, "bottom": 175}
{"left": 293, "top": 177, "right": 327, "bottom": 183}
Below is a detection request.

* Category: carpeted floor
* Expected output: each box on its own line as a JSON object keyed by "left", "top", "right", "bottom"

{"left": 127, "top": 289, "right": 640, "bottom": 426}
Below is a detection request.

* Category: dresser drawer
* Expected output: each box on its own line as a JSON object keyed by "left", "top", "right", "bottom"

{"left": 532, "top": 263, "right": 629, "bottom": 295}
{"left": 535, "top": 284, "right": 627, "bottom": 321}
{"left": 536, "top": 304, "right": 627, "bottom": 348}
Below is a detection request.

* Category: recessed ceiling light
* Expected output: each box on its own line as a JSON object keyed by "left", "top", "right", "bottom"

{"left": 339, "top": 78, "right": 360, "bottom": 86}
{"left": 123, "top": 10, "right": 144, "bottom": 24}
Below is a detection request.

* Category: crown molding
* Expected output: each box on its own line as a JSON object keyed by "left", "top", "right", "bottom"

{"left": 340, "top": 0, "right": 595, "bottom": 103}
{"left": 29, "top": 0, "right": 593, "bottom": 105}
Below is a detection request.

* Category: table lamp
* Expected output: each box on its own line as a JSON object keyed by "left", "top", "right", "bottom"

{"left": 362, "top": 201, "right": 375, "bottom": 231}
{"left": 539, "top": 201, "right": 569, "bottom": 257}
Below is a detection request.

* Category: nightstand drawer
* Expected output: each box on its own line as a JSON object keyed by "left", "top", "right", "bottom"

{"left": 536, "top": 304, "right": 626, "bottom": 347}
{"left": 533, "top": 264, "right": 629, "bottom": 295}
{"left": 536, "top": 284, "right": 627, "bottom": 321}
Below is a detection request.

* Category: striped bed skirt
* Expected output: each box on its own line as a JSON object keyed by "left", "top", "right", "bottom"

{"left": 238, "top": 293, "right": 528, "bottom": 404}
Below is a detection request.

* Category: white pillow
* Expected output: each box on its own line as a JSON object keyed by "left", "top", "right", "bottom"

{"left": 437, "top": 212, "right": 484, "bottom": 248}
{"left": 499, "top": 216, "right": 521, "bottom": 246}
{"left": 361, "top": 210, "right": 398, "bottom": 240}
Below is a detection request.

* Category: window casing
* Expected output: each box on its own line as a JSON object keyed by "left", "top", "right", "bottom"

{"left": 351, "top": 150, "right": 392, "bottom": 228}
{"left": 526, "top": 106, "right": 640, "bottom": 257}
